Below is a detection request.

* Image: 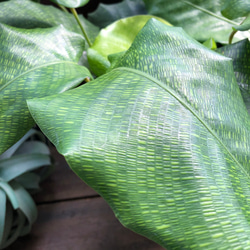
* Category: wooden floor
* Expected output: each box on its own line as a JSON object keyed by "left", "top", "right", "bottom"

{"left": 7, "top": 148, "right": 165, "bottom": 250}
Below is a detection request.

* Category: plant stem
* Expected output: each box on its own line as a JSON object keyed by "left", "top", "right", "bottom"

{"left": 70, "top": 8, "right": 92, "bottom": 47}
{"left": 229, "top": 30, "right": 237, "bottom": 44}
{"left": 183, "top": 1, "right": 239, "bottom": 26}
{"left": 57, "top": 4, "right": 69, "bottom": 13}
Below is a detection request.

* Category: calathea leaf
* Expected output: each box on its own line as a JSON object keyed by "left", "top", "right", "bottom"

{"left": 28, "top": 19, "right": 250, "bottom": 249}
{"left": 217, "top": 39, "right": 250, "bottom": 114}
{"left": 0, "top": 23, "right": 92, "bottom": 155}
{"left": 0, "top": 0, "right": 99, "bottom": 44}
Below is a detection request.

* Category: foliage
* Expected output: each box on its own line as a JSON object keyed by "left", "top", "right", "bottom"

{"left": 0, "top": 129, "right": 53, "bottom": 249}
{"left": 0, "top": 0, "right": 250, "bottom": 249}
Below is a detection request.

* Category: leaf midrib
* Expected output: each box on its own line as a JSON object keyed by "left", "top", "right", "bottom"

{"left": 0, "top": 61, "right": 80, "bottom": 92}
{"left": 115, "top": 66, "right": 250, "bottom": 179}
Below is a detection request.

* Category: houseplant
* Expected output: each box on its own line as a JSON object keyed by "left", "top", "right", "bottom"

{"left": 0, "top": 0, "right": 250, "bottom": 249}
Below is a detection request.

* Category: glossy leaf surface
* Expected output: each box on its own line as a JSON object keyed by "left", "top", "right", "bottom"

{"left": 88, "top": 0, "right": 147, "bottom": 28}
{"left": 217, "top": 39, "right": 250, "bottom": 114}
{"left": 49, "top": 0, "right": 89, "bottom": 8}
{"left": 0, "top": 24, "right": 92, "bottom": 154}
{"left": 88, "top": 15, "right": 171, "bottom": 76}
{"left": 234, "top": 14, "right": 250, "bottom": 31}
{"left": 221, "top": 0, "right": 250, "bottom": 19}
{"left": 28, "top": 19, "right": 250, "bottom": 249}
{"left": 0, "top": 0, "right": 99, "bottom": 44}
{"left": 143, "top": 0, "right": 249, "bottom": 43}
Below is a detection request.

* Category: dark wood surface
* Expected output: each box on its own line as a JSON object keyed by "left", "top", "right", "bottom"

{"left": 7, "top": 148, "right": 165, "bottom": 250}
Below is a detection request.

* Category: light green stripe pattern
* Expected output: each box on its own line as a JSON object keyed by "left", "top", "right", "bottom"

{"left": 28, "top": 20, "right": 250, "bottom": 249}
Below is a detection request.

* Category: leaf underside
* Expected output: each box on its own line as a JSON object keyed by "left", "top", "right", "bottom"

{"left": 28, "top": 19, "right": 250, "bottom": 249}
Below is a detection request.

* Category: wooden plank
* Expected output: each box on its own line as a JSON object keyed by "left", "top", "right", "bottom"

{"left": 8, "top": 197, "right": 165, "bottom": 250}
{"left": 34, "top": 147, "right": 97, "bottom": 203}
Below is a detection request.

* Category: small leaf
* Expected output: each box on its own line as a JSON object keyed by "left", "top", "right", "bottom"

{"left": 202, "top": 37, "right": 217, "bottom": 49}
{"left": 0, "top": 24, "right": 92, "bottom": 154}
{"left": 88, "top": 0, "right": 147, "bottom": 28}
{"left": 49, "top": 0, "right": 89, "bottom": 8}
{"left": 88, "top": 15, "right": 171, "bottom": 76}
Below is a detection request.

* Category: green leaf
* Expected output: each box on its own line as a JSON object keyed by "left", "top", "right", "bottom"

{"left": 0, "top": 23, "right": 92, "bottom": 154}
{"left": 143, "top": 0, "right": 249, "bottom": 43}
{"left": 10, "top": 181, "right": 37, "bottom": 235}
{"left": 28, "top": 19, "right": 250, "bottom": 248}
{"left": 0, "top": 154, "right": 51, "bottom": 182}
{"left": 48, "top": 0, "right": 88, "bottom": 8}
{"left": 88, "top": 0, "right": 147, "bottom": 28}
{"left": 0, "top": 0, "right": 99, "bottom": 44}
{"left": 0, "top": 189, "right": 6, "bottom": 246}
{"left": 217, "top": 39, "right": 250, "bottom": 113}
{"left": 221, "top": 0, "right": 250, "bottom": 19}
{"left": 234, "top": 14, "right": 250, "bottom": 31}
{"left": 88, "top": 15, "right": 171, "bottom": 76}
{"left": 202, "top": 37, "right": 217, "bottom": 50}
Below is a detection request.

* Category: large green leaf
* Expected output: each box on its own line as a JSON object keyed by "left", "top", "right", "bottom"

{"left": 0, "top": 0, "right": 99, "bottom": 44}
{"left": 48, "top": 0, "right": 89, "bottom": 8}
{"left": 0, "top": 23, "right": 92, "bottom": 154}
{"left": 88, "top": 0, "right": 147, "bottom": 28}
{"left": 28, "top": 19, "right": 250, "bottom": 248}
{"left": 217, "top": 39, "right": 250, "bottom": 114}
{"left": 142, "top": 0, "right": 249, "bottom": 43}
{"left": 221, "top": 0, "right": 250, "bottom": 19}
{"left": 88, "top": 15, "right": 171, "bottom": 76}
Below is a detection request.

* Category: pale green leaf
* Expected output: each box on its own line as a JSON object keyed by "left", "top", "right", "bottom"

{"left": 202, "top": 37, "right": 217, "bottom": 49}
{"left": 0, "top": 23, "right": 92, "bottom": 154}
{"left": 88, "top": 15, "right": 171, "bottom": 76}
{"left": 88, "top": 0, "right": 147, "bottom": 28}
{"left": 143, "top": 0, "right": 249, "bottom": 43}
{"left": 0, "top": 189, "right": 6, "bottom": 246}
{"left": 28, "top": 19, "right": 250, "bottom": 248}
{"left": 221, "top": 0, "right": 250, "bottom": 19}
{"left": 234, "top": 14, "right": 250, "bottom": 31}
{"left": 49, "top": 0, "right": 88, "bottom": 8}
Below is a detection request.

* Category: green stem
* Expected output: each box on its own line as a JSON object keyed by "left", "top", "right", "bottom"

{"left": 183, "top": 1, "right": 239, "bottom": 26}
{"left": 229, "top": 30, "right": 237, "bottom": 44}
{"left": 57, "top": 4, "right": 69, "bottom": 13}
{"left": 70, "top": 8, "right": 92, "bottom": 47}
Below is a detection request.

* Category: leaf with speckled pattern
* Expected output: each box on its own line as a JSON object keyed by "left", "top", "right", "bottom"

{"left": 217, "top": 39, "right": 250, "bottom": 114}
{"left": 0, "top": 23, "right": 92, "bottom": 154}
{"left": 28, "top": 19, "right": 250, "bottom": 249}
{"left": 0, "top": 0, "right": 99, "bottom": 45}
